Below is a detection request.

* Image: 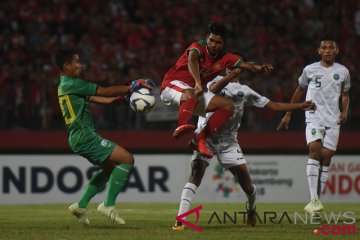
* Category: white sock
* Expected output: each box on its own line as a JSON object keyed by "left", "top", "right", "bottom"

{"left": 306, "top": 159, "right": 320, "bottom": 200}
{"left": 246, "top": 185, "right": 256, "bottom": 211}
{"left": 177, "top": 182, "right": 197, "bottom": 218}
{"left": 318, "top": 165, "right": 329, "bottom": 198}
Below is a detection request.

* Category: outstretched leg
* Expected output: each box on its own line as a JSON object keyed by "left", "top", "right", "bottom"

{"left": 97, "top": 145, "right": 134, "bottom": 224}
{"left": 69, "top": 170, "right": 109, "bottom": 226}
{"left": 173, "top": 159, "right": 208, "bottom": 230}
{"left": 173, "top": 89, "right": 198, "bottom": 139}
{"left": 194, "top": 96, "right": 234, "bottom": 157}
{"left": 304, "top": 140, "right": 324, "bottom": 214}
{"left": 229, "top": 164, "right": 257, "bottom": 227}
{"left": 317, "top": 147, "right": 334, "bottom": 198}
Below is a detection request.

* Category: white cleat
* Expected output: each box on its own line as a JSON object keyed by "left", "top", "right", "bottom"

{"left": 69, "top": 203, "right": 90, "bottom": 226}
{"left": 304, "top": 198, "right": 324, "bottom": 214}
{"left": 97, "top": 202, "right": 125, "bottom": 225}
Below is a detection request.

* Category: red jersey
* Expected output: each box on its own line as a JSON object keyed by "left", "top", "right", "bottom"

{"left": 161, "top": 40, "right": 242, "bottom": 91}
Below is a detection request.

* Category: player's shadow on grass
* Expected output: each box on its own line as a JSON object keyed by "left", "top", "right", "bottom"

{"left": 205, "top": 224, "right": 252, "bottom": 230}
{"left": 90, "top": 225, "right": 142, "bottom": 230}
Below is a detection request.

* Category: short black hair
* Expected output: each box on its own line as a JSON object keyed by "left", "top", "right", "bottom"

{"left": 207, "top": 22, "right": 228, "bottom": 41}
{"left": 319, "top": 36, "right": 337, "bottom": 47}
{"left": 54, "top": 48, "right": 77, "bottom": 71}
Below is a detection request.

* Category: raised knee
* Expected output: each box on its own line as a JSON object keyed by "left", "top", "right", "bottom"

{"left": 224, "top": 99, "right": 234, "bottom": 112}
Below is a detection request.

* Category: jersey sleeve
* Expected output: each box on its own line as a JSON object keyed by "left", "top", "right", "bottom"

{"left": 298, "top": 67, "right": 309, "bottom": 87}
{"left": 61, "top": 78, "right": 97, "bottom": 96}
{"left": 243, "top": 86, "right": 270, "bottom": 108}
{"left": 343, "top": 68, "right": 351, "bottom": 92}
{"left": 226, "top": 53, "right": 243, "bottom": 68}
{"left": 206, "top": 75, "right": 224, "bottom": 90}
{"left": 186, "top": 41, "right": 205, "bottom": 57}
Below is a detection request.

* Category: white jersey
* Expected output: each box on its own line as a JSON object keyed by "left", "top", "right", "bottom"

{"left": 196, "top": 76, "right": 270, "bottom": 140}
{"left": 299, "top": 62, "right": 350, "bottom": 128}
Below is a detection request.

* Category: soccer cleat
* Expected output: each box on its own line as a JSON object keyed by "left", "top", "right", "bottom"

{"left": 304, "top": 198, "right": 324, "bottom": 214}
{"left": 188, "top": 137, "right": 213, "bottom": 158}
{"left": 196, "top": 139, "right": 213, "bottom": 158}
{"left": 172, "top": 124, "right": 195, "bottom": 139}
{"left": 97, "top": 202, "right": 126, "bottom": 224}
{"left": 172, "top": 221, "right": 185, "bottom": 230}
{"left": 246, "top": 202, "right": 256, "bottom": 227}
{"left": 69, "top": 203, "right": 90, "bottom": 226}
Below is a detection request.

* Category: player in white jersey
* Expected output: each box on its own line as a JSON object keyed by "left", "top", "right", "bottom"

{"left": 173, "top": 69, "right": 315, "bottom": 230}
{"left": 277, "top": 39, "right": 350, "bottom": 214}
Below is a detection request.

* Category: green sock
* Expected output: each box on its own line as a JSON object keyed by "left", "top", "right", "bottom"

{"left": 78, "top": 170, "right": 108, "bottom": 208}
{"left": 104, "top": 164, "right": 133, "bottom": 206}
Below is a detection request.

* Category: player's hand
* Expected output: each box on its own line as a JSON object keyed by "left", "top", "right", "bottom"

{"left": 337, "top": 112, "right": 348, "bottom": 125}
{"left": 143, "top": 78, "right": 156, "bottom": 87}
{"left": 194, "top": 83, "right": 203, "bottom": 96}
{"left": 128, "top": 79, "right": 153, "bottom": 94}
{"left": 261, "top": 63, "right": 273, "bottom": 72}
{"left": 247, "top": 62, "right": 273, "bottom": 73}
{"left": 277, "top": 114, "right": 291, "bottom": 130}
{"left": 116, "top": 95, "right": 130, "bottom": 105}
{"left": 301, "top": 100, "right": 316, "bottom": 111}
{"left": 229, "top": 68, "right": 242, "bottom": 76}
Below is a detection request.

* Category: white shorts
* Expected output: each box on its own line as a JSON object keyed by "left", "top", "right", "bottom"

{"left": 305, "top": 122, "right": 340, "bottom": 151}
{"left": 160, "top": 80, "right": 215, "bottom": 117}
{"left": 192, "top": 136, "right": 247, "bottom": 169}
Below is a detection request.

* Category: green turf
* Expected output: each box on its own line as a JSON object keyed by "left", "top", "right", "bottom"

{"left": 0, "top": 203, "right": 359, "bottom": 240}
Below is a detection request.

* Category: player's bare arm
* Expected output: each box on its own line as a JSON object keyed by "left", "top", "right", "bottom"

{"left": 338, "top": 91, "right": 349, "bottom": 124}
{"left": 209, "top": 69, "right": 241, "bottom": 94}
{"left": 89, "top": 96, "right": 123, "bottom": 105}
{"left": 277, "top": 85, "right": 307, "bottom": 130}
{"left": 266, "top": 100, "right": 315, "bottom": 112}
{"left": 239, "top": 62, "right": 274, "bottom": 73}
{"left": 96, "top": 85, "right": 130, "bottom": 97}
{"left": 96, "top": 80, "right": 153, "bottom": 98}
{"left": 188, "top": 50, "right": 203, "bottom": 95}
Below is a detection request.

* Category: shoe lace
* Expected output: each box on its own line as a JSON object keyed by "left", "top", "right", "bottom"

{"left": 109, "top": 209, "right": 120, "bottom": 223}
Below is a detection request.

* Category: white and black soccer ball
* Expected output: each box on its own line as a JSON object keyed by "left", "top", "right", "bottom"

{"left": 129, "top": 87, "right": 155, "bottom": 113}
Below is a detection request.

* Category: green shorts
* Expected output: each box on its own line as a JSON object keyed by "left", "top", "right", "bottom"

{"left": 70, "top": 131, "right": 116, "bottom": 164}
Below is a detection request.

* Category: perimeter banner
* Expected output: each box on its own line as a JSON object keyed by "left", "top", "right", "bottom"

{"left": 0, "top": 155, "right": 359, "bottom": 204}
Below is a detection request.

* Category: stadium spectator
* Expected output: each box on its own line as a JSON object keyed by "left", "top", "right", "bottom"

{"left": 0, "top": 0, "right": 358, "bottom": 131}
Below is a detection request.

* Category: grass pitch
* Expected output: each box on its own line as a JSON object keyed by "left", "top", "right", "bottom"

{"left": 0, "top": 203, "right": 359, "bottom": 240}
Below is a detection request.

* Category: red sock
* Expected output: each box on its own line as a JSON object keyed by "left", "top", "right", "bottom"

{"left": 178, "top": 98, "right": 198, "bottom": 126}
{"left": 197, "top": 108, "right": 233, "bottom": 139}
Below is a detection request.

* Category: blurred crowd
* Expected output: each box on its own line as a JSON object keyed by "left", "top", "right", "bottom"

{"left": 0, "top": 0, "right": 359, "bottom": 131}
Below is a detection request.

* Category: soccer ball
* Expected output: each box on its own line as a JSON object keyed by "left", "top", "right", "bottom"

{"left": 129, "top": 87, "right": 155, "bottom": 113}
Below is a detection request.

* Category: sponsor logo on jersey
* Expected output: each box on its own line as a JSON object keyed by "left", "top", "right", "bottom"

{"left": 311, "top": 128, "right": 316, "bottom": 135}
{"left": 333, "top": 74, "right": 340, "bottom": 80}
{"left": 213, "top": 63, "right": 222, "bottom": 70}
{"left": 101, "top": 139, "right": 111, "bottom": 147}
{"left": 237, "top": 91, "right": 244, "bottom": 97}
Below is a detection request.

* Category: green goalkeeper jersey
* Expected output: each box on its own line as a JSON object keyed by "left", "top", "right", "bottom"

{"left": 58, "top": 75, "right": 97, "bottom": 149}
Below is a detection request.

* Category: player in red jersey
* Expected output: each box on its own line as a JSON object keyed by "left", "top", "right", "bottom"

{"left": 160, "top": 23, "right": 273, "bottom": 157}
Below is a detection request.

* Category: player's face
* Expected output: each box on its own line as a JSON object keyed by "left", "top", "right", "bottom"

{"left": 206, "top": 33, "right": 224, "bottom": 56}
{"left": 318, "top": 41, "right": 338, "bottom": 64}
{"left": 64, "top": 54, "right": 83, "bottom": 77}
